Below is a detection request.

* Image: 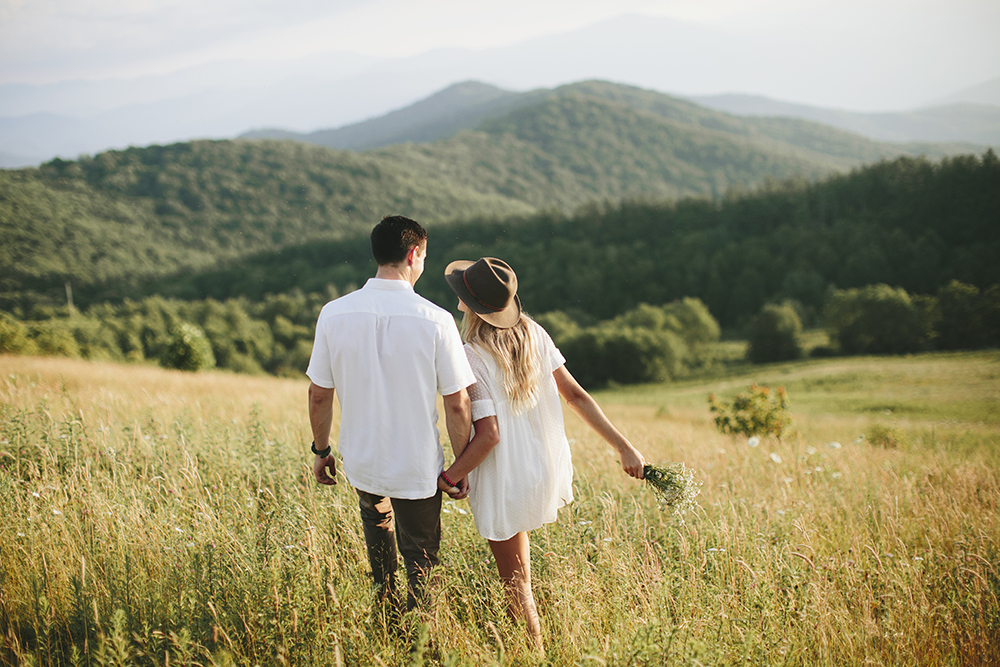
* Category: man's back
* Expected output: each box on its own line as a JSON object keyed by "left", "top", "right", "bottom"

{"left": 307, "top": 278, "right": 472, "bottom": 499}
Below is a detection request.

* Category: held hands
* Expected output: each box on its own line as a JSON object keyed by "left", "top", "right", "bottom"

{"left": 438, "top": 474, "right": 470, "bottom": 500}
{"left": 313, "top": 454, "right": 337, "bottom": 486}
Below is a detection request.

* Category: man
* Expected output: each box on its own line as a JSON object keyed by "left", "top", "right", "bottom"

{"left": 306, "top": 215, "right": 474, "bottom": 611}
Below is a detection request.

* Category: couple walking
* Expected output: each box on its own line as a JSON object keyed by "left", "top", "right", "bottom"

{"left": 306, "top": 215, "right": 645, "bottom": 649}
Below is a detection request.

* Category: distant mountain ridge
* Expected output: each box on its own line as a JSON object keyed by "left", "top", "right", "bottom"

{"left": 1, "top": 79, "right": 989, "bottom": 308}
{"left": 241, "top": 80, "right": 983, "bottom": 163}
{"left": 689, "top": 93, "right": 1000, "bottom": 145}
{"left": 244, "top": 81, "right": 544, "bottom": 150}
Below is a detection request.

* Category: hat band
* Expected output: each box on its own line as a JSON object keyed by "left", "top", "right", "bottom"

{"left": 463, "top": 272, "right": 506, "bottom": 312}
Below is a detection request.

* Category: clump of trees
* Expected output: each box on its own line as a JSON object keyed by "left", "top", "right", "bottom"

{"left": 822, "top": 280, "right": 999, "bottom": 355}
{"left": 0, "top": 289, "right": 335, "bottom": 377}
{"left": 747, "top": 302, "right": 804, "bottom": 363}
{"left": 535, "top": 298, "right": 720, "bottom": 388}
{"left": 742, "top": 279, "right": 1000, "bottom": 362}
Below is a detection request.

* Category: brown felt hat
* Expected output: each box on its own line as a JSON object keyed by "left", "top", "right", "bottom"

{"left": 444, "top": 257, "right": 522, "bottom": 329}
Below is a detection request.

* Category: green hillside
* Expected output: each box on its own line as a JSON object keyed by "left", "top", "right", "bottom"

{"left": 1, "top": 80, "right": 986, "bottom": 309}
{"left": 0, "top": 140, "right": 534, "bottom": 305}
{"left": 95, "top": 151, "right": 1000, "bottom": 329}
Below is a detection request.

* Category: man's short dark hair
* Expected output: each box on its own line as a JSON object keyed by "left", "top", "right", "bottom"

{"left": 371, "top": 215, "right": 428, "bottom": 265}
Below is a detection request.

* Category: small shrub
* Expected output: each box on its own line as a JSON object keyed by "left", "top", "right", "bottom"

{"left": 866, "top": 423, "right": 902, "bottom": 448}
{"left": 709, "top": 383, "right": 791, "bottom": 438}
{"left": 161, "top": 322, "right": 216, "bottom": 371}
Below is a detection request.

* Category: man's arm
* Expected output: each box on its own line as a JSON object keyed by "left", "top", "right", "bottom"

{"left": 441, "top": 388, "right": 472, "bottom": 497}
{"left": 308, "top": 382, "right": 338, "bottom": 485}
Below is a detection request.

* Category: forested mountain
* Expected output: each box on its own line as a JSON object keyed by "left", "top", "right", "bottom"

{"left": 242, "top": 80, "right": 984, "bottom": 158}
{"left": 41, "top": 151, "right": 1000, "bottom": 330}
{"left": 1, "top": 80, "right": 988, "bottom": 312}
{"left": 243, "top": 81, "right": 547, "bottom": 150}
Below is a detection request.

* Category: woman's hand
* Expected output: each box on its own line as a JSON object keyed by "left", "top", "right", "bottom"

{"left": 438, "top": 474, "right": 470, "bottom": 499}
{"left": 619, "top": 444, "right": 645, "bottom": 480}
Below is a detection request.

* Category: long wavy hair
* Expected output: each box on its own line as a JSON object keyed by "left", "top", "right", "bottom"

{"left": 462, "top": 309, "right": 541, "bottom": 414}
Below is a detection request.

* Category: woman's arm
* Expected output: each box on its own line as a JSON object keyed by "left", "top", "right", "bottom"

{"left": 553, "top": 365, "right": 645, "bottom": 479}
{"left": 439, "top": 415, "right": 500, "bottom": 495}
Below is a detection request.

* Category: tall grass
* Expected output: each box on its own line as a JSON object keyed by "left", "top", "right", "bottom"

{"left": 1, "top": 352, "right": 998, "bottom": 665}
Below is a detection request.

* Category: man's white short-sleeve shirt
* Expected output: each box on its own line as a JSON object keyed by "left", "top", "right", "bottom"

{"left": 306, "top": 278, "right": 475, "bottom": 499}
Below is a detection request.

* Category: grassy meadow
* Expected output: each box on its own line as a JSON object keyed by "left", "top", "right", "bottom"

{"left": 0, "top": 351, "right": 998, "bottom": 666}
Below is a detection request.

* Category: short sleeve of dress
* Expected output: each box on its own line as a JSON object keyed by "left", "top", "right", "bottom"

{"left": 532, "top": 320, "right": 566, "bottom": 374}
{"left": 465, "top": 347, "right": 497, "bottom": 422}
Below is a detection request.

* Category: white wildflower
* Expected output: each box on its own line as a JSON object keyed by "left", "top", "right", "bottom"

{"left": 643, "top": 463, "right": 701, "bottom": 521}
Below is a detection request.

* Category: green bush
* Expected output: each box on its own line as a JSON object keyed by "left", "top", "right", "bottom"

{"left": 561, "top": 325, "right": 686, "bottom": 388}
{"left": 823, "top": 284, "right": 934, "bottom": 355}
{"left": 0, "top": 313, "right": 37, "bottom": 354}
{"left": 747, "top": 302, "right": 803, "bottom": 363}
{"left": 709, "top": 383, "right": 791, "bottom": 438}
{"left": 161, "top": 322, "right": 216, "bottom": 371}
{"left": 866, "top": 423, "right": 902, "bottom": 448}
{"left": 30, "top": 320, "right": 82, "bottom": 358}
{"left": 533, "top": 311, "right": 582, "bottom": 348}
{"left": 935, "top": 280, "right": 1000, "bottom": 350}
{"left": 661, "top": 298, "right": 721, "bottom": 346}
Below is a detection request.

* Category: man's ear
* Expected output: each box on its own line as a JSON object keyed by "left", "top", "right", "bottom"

{"left": 406, "top": 244, "right": 424, "bottom": 265}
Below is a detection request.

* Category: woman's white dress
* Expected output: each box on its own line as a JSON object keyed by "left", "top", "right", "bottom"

{"left": 464, "top": 320, "right": 574, "bottom": 541}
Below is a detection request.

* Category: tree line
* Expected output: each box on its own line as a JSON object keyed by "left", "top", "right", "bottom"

{"left": 60, "top": 150, "right": 998, "bottom": 329}
{"left": 3, "top": 151, "right": 998, "bottom": 385}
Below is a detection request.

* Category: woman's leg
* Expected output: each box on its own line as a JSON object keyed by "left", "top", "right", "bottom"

{"left": 488, "top": 531, "right": 543, "bottom": 650}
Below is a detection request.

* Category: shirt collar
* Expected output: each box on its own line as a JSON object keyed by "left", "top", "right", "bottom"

{"left": 364, "top": 278, "right": 415, "bottom": 292}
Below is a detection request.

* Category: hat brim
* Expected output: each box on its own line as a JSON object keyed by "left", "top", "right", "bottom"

{"left": 444, "top": 260, "right": 522, "bottom": 329}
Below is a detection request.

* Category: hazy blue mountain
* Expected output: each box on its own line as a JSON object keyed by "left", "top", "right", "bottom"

{"left": 3, "top": 13, "right": 993, "bottom": 166}
{"left": 690, "top": 93, "right": 1000, "bottom": 145}
{"left": 932, "top": 75, "right": 1000, "bottom": 107}
{"left": 242, "top": 81, "right": 548, "bottom": 150}
{"left": 246, "top": 79, "right": 983, "bottom": 165}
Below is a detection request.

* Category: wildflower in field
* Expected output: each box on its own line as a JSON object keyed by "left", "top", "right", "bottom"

{"left": 770, "top": 452, "right": 782, "bottom": 463}
{"left": 642, "top": 463, "right": 701, "bottom": 520}
{"left": 748, "top": 436, "right": 760, "bottom": 447}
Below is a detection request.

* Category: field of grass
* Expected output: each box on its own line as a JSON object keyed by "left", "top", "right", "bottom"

{"left": 1, "top": 351, "right": 998, "bottom": 666}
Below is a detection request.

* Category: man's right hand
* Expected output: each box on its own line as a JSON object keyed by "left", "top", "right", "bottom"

{"left": 313, "top": 454, "right": 337, "bottom": 485}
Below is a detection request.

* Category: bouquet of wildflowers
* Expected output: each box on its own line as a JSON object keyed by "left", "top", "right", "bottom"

{"left": 643, "top": 463, "right": 701, "bottom": 519}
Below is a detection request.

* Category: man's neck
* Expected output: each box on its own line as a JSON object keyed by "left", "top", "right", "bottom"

{"left": 375, "top": 264, "right": 414, "bottom": 285}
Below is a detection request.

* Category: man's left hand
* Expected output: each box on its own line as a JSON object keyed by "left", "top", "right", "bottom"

{"left": 313, "top": 454, "right": 337, "bottom": 485}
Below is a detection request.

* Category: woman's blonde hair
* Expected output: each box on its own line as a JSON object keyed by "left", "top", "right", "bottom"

{"left": 462, "top": 309, "right": 541, "bottom": 414}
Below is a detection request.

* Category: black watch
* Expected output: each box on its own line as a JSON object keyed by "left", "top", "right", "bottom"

{"left": 311, "top": 441, "right": 331, "bottom": 457}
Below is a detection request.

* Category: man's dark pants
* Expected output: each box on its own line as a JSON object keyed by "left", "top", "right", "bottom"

{"left": 356, "top": 488, "right": 442, "bottom": 610}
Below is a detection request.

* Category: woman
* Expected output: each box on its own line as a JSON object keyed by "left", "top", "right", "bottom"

{"left": 437, "top": 257, "right": 646, "bottom": 650}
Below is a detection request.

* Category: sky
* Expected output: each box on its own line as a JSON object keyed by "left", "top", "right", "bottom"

{"left": 1, "top": 0, "right": 999, "bottom": 110}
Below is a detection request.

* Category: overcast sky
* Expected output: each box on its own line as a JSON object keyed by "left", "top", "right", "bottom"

{"left": 1, "top": 0, "right": 998, "bottom": 110}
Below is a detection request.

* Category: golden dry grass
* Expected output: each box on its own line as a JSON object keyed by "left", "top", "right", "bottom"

{"left": 1, "top": 352, "right": 998, "bottom": 666}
